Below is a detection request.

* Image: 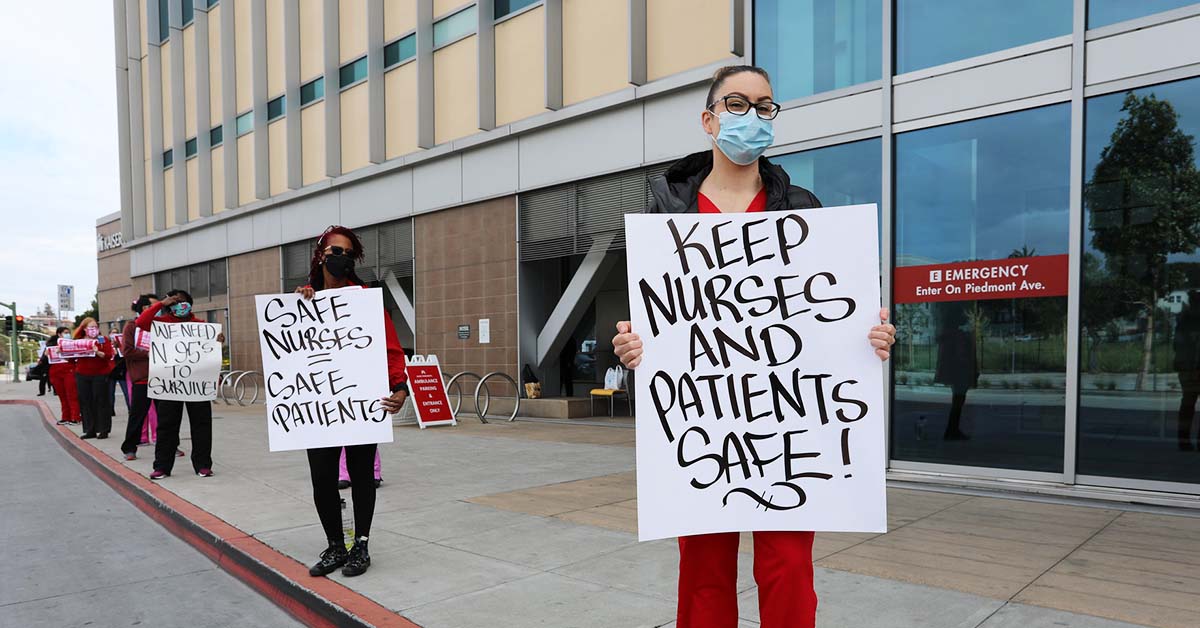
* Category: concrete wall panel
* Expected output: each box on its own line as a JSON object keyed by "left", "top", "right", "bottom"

{"left": 279, "top": 190, "right": 340, "bottom": 241}
{"left": 462, "top": 139, "right": 519, "bottom": 201}
{"left": 643, "top": 84, "right": 709, "bottom": 163}
{"left": 774, "top": 89, "right": 884, "bottom": 146}
{"left": 518, "top": 103, "right": 643, "bottom": 189}
{"left": 1087, "top": 15, "right": 1200, "bottom": 86}
{"left": 340, "top": 168, "right": 414, "bottom": 227}
{"left": 413, "top": 155, "right": 463, "bottom": 211}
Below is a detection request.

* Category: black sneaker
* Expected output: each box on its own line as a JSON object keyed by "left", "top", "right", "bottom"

{"left": 342, "top": 538, "right": 371, "bottom": 577}
{"left": 373, "top": 478, "right": 382, "bottom": 489}
{"left": 308, "top": 543, "right": 349, "bottom": 577}
{"left": 337, "top": 480, "right": 350, "bottom": 490}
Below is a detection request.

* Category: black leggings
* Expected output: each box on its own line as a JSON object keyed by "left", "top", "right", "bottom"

{"left": 307, "top": 444, "right": 378, "bottom": 545}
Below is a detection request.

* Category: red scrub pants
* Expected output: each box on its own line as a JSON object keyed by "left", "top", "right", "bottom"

{"left": 677, "top": 531, "right": 817, "bottom": 628}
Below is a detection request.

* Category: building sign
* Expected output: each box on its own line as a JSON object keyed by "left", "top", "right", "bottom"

{"left": 624, "top": 205, "right": 887, "bottom": 542}
{"left": 58, "top": 285, "right": 74, "bottom": 312}
{"left": 97, "top": 232, "right": 124, "bottom": 252}
{"left": 457, "top": 324, "right": 470, "bottom": 340}
{"left": 405, "top": 355, "right": 455, "bottom": 428}
{"left": 893, "top": 255, "right": 1069, "bottom": 304}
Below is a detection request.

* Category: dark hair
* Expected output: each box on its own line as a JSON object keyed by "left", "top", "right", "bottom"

{"left": 132, "top": 293, "right": 159, "bottom": 314}
{"left": 166, "top": 289, "right": 193, "bottom": 305}
{"left": 307, "top": 225, "right": 366, "bottom": 291}
{"left": 706, "top": 65, "right": 772, "bottom": 109}
{"left": 48, "top": 326, "right": 70, "bottom": 346}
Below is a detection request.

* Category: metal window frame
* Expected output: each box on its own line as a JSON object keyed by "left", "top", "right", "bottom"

{"left": 299, "top": 76, "right": 326, "bottom": 107}
{"left": 383, "top": 31, "right": 418, "bottom": 70}
{"left": 432, "top": 3, "right": 479, "bottom": 51}
{"left": 267, "top": 94, "right": 286, "bottom": 120}
{"left": 209, "top": 125, "right": 223, "bottom": 147}
{"left": 338, "top": 55, "right": 369, "bottom": 91}
{"left": 235, "top": 110, "right": 254, "bottom": 136}
{"left": 493, "top": 0, "right": 542, "bottom": 25}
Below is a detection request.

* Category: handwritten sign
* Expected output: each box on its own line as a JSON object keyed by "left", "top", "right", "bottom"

{"left": 405, "top": 355, "right": 455, "bottom": 428}
{"left": 256, "top": 287, "right": 392, "bottom": 452}
{"left": 148, "top": 322, "right": 222, "bottom": 401}
{"left": 624, "top": 205, "right": 886, "bottom": 541}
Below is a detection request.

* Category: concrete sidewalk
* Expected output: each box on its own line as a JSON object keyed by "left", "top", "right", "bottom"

{"left": 8, "top": 380, "right": 1198, "bottom": 628}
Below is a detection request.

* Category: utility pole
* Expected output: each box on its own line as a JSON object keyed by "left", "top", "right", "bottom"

{"left": 1, "top": 301, "right": 17, "bottom": 383}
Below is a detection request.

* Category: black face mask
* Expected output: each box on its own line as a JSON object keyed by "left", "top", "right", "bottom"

{"left": 324, "top": 254, "right": 355, "bottom": 279}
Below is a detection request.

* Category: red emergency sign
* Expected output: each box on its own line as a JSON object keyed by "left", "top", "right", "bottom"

{"left": 893, "top": 254, "right": 1069, "bottom": 304}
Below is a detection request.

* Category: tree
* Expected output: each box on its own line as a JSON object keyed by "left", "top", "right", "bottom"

{"left": 1085, "top": 92, "right": 1200, "bottom": 390}
{"left": 73, "top": 294, "right": 99, "bottom": 329}
{"left": 41, "top": 303, "right": 54, "bottom": 317}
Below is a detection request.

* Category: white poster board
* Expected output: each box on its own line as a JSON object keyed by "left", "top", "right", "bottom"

{"left": 625, "top": 205, "right": 886, "bottom": 542}
{"left": 256, "top": 287, "right": 393, "bottom": 452}
{"left": 148, "top": 322, "right": 223, "bottom": 401}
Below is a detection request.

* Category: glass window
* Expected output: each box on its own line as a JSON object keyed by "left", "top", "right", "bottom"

{"left": 1080, "top": 77, "right": 1200, "bottom": 485}
{"left": 189, "top": 264, "right": 209, "bottom": 300}
{"left": 384, "top": 34, "right": 416, "bottom": 68}
{"left": 158, "top": 0, "right": 170, "bottom": 43}
{"left": 433, "top": 6, "right": 477, "bottom": 47}
{"left": 209, "top": 259, "right": 227, "bottom": 297}
{"left": 207, "top": 0, "right": 218, "bottom": 7}
{"left": 210, "top": 125, "right": 223, "bottom": 146}
{"left": 339, "top": 56, "right": 368, "bottom": 88}
{"left": 184, "top": 137, "right": 197, "bottom": 157}
{"left": 895, "top": 0, "right": 1072, "bottom": 74}
{"left": 754, "top": 0, "right": 881, "bottom": 102}
{"left": 235, "top": 111, "right": 253, "bottom": 135}
{"left": 300, "top": 77, "right": 324, "bottom": 105}
{"left": 773, "top": 138, "right": 883, "bottom": 254}
{"left": 1089, "top": 0, "right": 1198, "bottom": 28}
{"left": 267, "top": 95, "right": 285, "bottom": 121}
{"left": 496, "top": 0, "right": 539, "bottom": 19}
{"left": 163, "top": 148, "right": 173, "bottom": 168}
{"left": 182, "top": 0, "right": 194, "bottom": 26}
{"left": 171, "top": 268, "right": 189, "bottom": 294}
{"left": 892, "top": 104, "right": 1072, "bottom": 473}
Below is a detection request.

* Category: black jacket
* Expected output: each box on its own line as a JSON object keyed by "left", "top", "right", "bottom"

{"left": 647, "top": 151, "right": 822, "bottom": 214}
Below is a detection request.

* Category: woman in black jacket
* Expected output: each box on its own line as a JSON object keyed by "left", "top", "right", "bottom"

{"left": 611, "top": 65, "right": 896, "bottom": 628}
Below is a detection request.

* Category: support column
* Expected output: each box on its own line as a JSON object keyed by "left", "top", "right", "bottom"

{"left": 169, "top": 0, "right": 188, "bottom": 224}
{"left": 544, "top": 0, "right": 562, "bottom": 110}
{"left": 880, "top": 0, "right": 894, "bottom": 461}
{"left": 477, "top": 0, "right": 496, "bottom": 131}
{"left": 1063, "top": 0, "right": 1088, "bottom": 485}
{"left": 113, "top": 0, "right": 134, "bottom": 242}
{"left": 628, "top": 0, "right": 647, "bottom": 86}
{"left": 285, "top": 0, "right": 302, "bottom": 189}
{"left": 252, "top": 0, "right": 270, "bottom": 199}
{"left": 417, "top": 0, "right": 435, "bottom": 148}
{"left": 125, "top": 0, "right": 147, "bottom": 238}
{"left": 322, "top": 0, "right": 342, "bottom": 176}
{"left": 368, "top": 0, "right": 385, "bottom": 163}
{"left": 221, "top": 0, "right": 239, "bottom": 210}
{"left": 195, "top": 3, "right": 214, "bottom": 216}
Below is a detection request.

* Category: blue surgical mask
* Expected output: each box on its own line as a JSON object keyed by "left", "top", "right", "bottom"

{"left": 170, "top": 302, "right": 192, "bottom": 318}
{"left": 710, "top": 111, "right": 774, "bottom": 166}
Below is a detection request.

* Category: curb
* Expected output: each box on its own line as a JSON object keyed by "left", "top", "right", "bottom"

{"left": 4, "top": 399, "right": 419, "bottom": 628}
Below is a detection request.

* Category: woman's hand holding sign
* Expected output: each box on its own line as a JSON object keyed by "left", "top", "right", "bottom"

{"left": 614, "top": 308, "right": 897, "bottom": 367}
{"left": 380, "top": 389, "right": 408, "bottom": 414}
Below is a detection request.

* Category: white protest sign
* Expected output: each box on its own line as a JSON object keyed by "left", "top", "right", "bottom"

{"left": 256, "top": 287, "right": 393, "bottom": 452}
{"left": 148, "top": 322, "right": 223, "bottom": 401}
{"left": 625, "top": 204, "right": 886, "bottom": 542}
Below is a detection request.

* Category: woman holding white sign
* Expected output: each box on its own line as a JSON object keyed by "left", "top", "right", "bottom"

{"left": 295, "top": 225, "right": 410, "bottom": 579}
{"left": 136, "top": 289, "right": 222, "bottom": 479}
{"left": 612, "top": 66, "right": 897, "bottom": 628}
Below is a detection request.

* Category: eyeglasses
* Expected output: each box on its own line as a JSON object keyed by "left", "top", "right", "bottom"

{"left": 707, "top": 95, "right": 781, "bottom": 120}
{"left": 323, "top": 245, "right": 355, "bottom": 257}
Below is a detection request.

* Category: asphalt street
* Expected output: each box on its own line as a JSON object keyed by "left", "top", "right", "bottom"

{"left": 0, "top": 404, "right": 302, "bottom": 628}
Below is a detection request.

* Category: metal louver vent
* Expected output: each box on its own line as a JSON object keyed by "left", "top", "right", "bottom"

{"left": 519, "top": 162, "right": 673, "bottom": 262}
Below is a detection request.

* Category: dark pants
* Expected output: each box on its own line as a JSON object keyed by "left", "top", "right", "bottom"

{"left": 108, "top": 376, "right": 129, "bottom": 415}
{"left": 120, "top": 383, "right": 152, "bottom": 455}
{"left": 307, "top": 444, "right": 378, "bottom": 545}
{"left": 75, "top": 374, "right": 112, "bottom": 436}
{"left": 39, "top": 376, "right": 49, "bottom": 395}
{"left": 153, "top": 400, "right": 213, "bottom": 474}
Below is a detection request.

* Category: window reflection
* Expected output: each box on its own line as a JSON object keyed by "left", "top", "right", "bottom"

{"left": 895, "top": 0, "right": 1072, "bottom": 74}
{"left": 1088, "top": 0, "right": 1199, "bottom": 29}
{"left": 755, "top": 0, "right": 882, "bottom": 101}
{"left": 1080, "top": 78, "right": 1200, "bottom": 485}
{"left": 892, "top": 105, "right": 1071, "bottom": 473}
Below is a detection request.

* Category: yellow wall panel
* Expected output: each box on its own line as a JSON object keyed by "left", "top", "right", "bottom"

{"left": 161, "top": 41, "right": 173, "bottom": 149}
{"left": 144, "top": 160, "right": 154, "bottom": 234}
{"left": 183, "top": 27, "right": 197, "bottom": 138}
{"left": 211, "top": 145, "right": 226, "bottom": 213}
{"left": 267, "top": 0, "right": 286, "bottom": 96}
{"left": 384, "top": 0, "right": 417, "bottom": 40}
{"left": 433, "top": 37, "right": 478, "bottom": 145}
{"left": 301, "top": 102, "right": 326, "bottom": 185}
{"left": 646, "top": 0, "right": 730, "bottom": 81}
{"left": 384, "top": 64, "right": 418, "bottom": 159}
{"left": 235, "top": 0, "right": 253, "bottom": 113}
{"left": 340, "top": 83, "right": 370, "bottom": 173}
{"left": 208, "top": 4, "right": 223, "bottom": 126}
{"left": 187, "top": 157, "right": 200, "bottom": 221}
{"left": 339, "top": 0, "right": 367, "bottom": 64}
{"left": 563, "top": 0, "right": 628, "bottom": 105}
{"left": 164, "top": 169, "right": 176, "bottom": 228}
{"left": 299, "top": 0, "right": 324, "bottom": 80}
{"left": 237, "top": 134, "right": 255, "bottom": 205}
{"left": 269, "top": 120, "right": 288, "bottom": 195}
{"left": 434, "top": 0, "right": 463, "bottom": 18}
{"left": 495, "top": 6, "right": 546, "bottom": 125}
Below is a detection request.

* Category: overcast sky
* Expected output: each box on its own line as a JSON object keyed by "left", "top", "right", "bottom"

{"left": 0, "top": 2, "right": 115, "bottom": 318}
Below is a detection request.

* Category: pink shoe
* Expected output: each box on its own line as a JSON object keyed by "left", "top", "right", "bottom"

{"left": 149, "top": 470, "right": 169, "bottom": 480}
{"left": 196, "top": 468, "right": 214, "bottom": 477}
{"left": 176, "top": 449, "right": 185, "bottom": 457}
{"left": 124, "top": 453, "right": 137, "bottom": 461}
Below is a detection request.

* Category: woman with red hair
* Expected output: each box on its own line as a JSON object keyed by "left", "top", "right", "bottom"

{"left": 296, "top": 226, "right": 409, "bottom": 579}
{"left": 72, "top": 317, "right": 116, "bottom": 439}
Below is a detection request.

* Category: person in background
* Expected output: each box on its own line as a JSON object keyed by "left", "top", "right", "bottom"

{"left": 297, "top": 225, "right": 409, "bottom": 579}
{"left": 108, "top": 325, "right": 130, "bottom": 416}
{"left": 73, "top": 317, "right": 116, "bottom": 439}
{"left": 48, "top": 327, "right": 80, "bottom": 425}
{"left": 32, "top": 342, "right": 51, "bottom": 396}
{"left": 338, "top": 447, "right": 383, "bottom": 490}
{"left": 135, "top": 289, "right": 220, "bottom": 478}
{"left": 610, "top": 66, "right": 896, "bottom": 628}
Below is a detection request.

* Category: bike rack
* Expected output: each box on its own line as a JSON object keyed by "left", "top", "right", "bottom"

{"left": 443, "top": 371, "right": 481, "bottom": 419}
{"left": 218, "top": 370, "right": 262, "bottom": 406}
{"left": 474, "top": 372, "right": 520, "bottom": 423}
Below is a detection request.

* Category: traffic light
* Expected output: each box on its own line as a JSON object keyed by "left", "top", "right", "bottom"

{"left": 14, "top": 315, "right": 23, "bottom": 332}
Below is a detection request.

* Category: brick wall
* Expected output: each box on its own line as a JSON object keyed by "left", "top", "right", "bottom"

{"left": 415, "top": 196, "right": 518, "bottom": 384}
{"left": 228, "top": 248, "right": 280, "bottom": 373}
